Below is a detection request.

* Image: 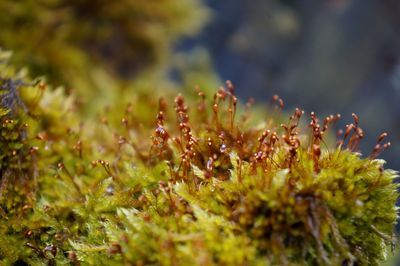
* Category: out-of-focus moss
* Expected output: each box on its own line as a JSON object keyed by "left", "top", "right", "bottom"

{"left": 0, "top": 0, "right": 209, "bottom": 92}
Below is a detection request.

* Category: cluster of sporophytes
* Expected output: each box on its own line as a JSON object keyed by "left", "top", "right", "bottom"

{"left": 0, "top": 49, "right": 398, "bottom": 266}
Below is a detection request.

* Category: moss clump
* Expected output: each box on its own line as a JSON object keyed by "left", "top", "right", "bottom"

{"left": 0, "top": 0, "right": 209, "bottom": 87}
{"left": 0, "top": 50, "right": 398, "bottom": 265}
{"left": 0, "top": 63, "right": 38, "bottom": 215}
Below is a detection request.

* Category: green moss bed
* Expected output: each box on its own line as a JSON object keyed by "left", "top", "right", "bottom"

{"left": 0, "top": 49, "right": 398, "bottom": 265}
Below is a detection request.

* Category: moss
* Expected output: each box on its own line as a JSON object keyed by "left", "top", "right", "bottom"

{"left": 0, "top": 69, "right": 36, "bottom": 215}
{"left": 0, "top": 0, "right": 208, "bottom": 84}
{"left": 0, "top": 0, "right": 210, "bottom": 115}
{"left": 0, "top": 49, "right": 398, "bottom": 265}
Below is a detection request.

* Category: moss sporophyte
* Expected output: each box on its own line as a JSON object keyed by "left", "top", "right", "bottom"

{"left": 0, "top": 54, "right": 398, "bottom": 265}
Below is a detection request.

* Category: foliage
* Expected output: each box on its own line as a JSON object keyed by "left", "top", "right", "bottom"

{"left": 0, "top": 0, "right": 209, "bottom": 110}
{"left": 0, "top": 49, "right": 398, "bottom": 265}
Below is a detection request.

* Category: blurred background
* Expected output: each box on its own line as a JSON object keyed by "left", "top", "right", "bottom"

{"left": 175, "top": 0, "right": 400, "bottom": 172}
{"left": 0, "top": 0, "right": 399, "bottom": 169}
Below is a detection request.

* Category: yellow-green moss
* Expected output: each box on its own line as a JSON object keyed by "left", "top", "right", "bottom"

{"left": 0, "top": 49, "right": 398, "bottom": 265}
{"left": 0, "top": 0, "right": 208, "bottom": 84}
